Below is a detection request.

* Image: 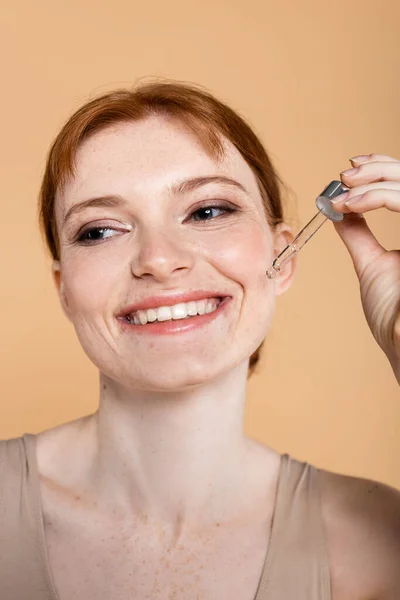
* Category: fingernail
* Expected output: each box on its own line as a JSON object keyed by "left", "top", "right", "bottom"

{"left": 341, "top": 167, "right": 359, "bottom": 176}
{"left": 344, "top": 194, "right": 363, "bottom": 205}
{"left": 343, "top": 212, "right": 365, "bottom": 220}
{"left": 350, "top": 155, "right": 370, "bottom": 163}
{"left": 331, "top": 192, "right": 349, "bottom": 204}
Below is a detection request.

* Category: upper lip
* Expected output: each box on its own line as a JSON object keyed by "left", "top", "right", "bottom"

{"left": 117, "top": 290, "right": 230, "bottom": 317}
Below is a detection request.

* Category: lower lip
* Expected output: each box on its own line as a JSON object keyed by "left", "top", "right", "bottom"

{"left": 117, "top": 297, "right": 231, "bottom": 335}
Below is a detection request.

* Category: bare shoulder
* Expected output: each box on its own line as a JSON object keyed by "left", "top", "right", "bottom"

{"left": 318, "top": 467, "right": 400, "bottom": 600}
{"left": 35, "top": 414, "right": 95, "bottom": 480}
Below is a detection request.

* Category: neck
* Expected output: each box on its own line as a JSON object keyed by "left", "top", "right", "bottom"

{"left": 88, "top": 362, "right": 266, "bottom": 531}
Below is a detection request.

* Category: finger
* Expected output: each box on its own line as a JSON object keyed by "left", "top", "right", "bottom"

{"left": 333, "top": 213, "right": 386, "bottom": 280}
{"left": 331, "top": 185, "right": 400, "bottom": 213}
{"left": 340, "top": 161, "right": 400, "bottom": 187}
{"left": 350, "top": 154, "right": 400, "bottom": 166}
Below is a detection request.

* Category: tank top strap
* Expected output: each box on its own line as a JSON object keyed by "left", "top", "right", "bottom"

{"left": 255, "top": 454, "right": 331, "bottom": 600}
{"left": 0, "top": 435, "right": 57, "bottom": 600}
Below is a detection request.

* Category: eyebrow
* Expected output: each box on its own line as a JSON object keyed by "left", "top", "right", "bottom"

{"left": 62, "top": 175, "right": 249, "bottom": 225}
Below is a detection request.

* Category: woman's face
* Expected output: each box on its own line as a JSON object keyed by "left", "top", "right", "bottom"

{"left": 54, "top": 116, "right": 294, "bottom": 391}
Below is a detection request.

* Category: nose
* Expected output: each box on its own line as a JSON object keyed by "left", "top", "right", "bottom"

{"left": 130, "top": 226, "right": 195, "bottom": 282}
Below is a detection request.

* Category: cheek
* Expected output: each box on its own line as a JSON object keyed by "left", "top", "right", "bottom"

{"left": 61, "top": 254, "right": 122, "bottom": 316}
{"left": 211, "top": 224, "right": 276, "bottom": 333}
{"left": 209, "top": 222, "right": 272, "bottom": 287}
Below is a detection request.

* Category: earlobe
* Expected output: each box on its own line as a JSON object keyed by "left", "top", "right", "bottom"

{"left": 274, "top": 253, "right": 297, "bottom": 297}
{"left": 52, "top": 260, "right": 71, "bottom": 320}
{"left": 52, "top": 260, "right": 61, "bottom": 292}
{"left": 271, "top": 224, "right": 297, "bottom": 297}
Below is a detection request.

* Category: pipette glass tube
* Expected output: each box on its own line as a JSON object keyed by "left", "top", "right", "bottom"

{"left": 266, "top": 211, "right": 328, "bottom": 278}
{"left": 266, "top": 180, "right": 348, "bottom": 279}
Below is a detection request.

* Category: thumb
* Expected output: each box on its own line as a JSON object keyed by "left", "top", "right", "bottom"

{"left": 332, "top": 213, "right": 386, "bottom": 279}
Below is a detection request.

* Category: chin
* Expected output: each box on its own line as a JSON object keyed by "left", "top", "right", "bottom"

{"left": 106, "top": 356, "right": 241, "bottom": 393}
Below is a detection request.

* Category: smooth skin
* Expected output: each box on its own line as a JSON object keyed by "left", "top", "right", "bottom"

{"left": 36, "top": 122, "right": 400, "bottom": 600}
{"left": 332, "top": 154, "right": 400, "bottom": 384}
{"left": 321, "top": 154, "right": 400, "bottom": 599}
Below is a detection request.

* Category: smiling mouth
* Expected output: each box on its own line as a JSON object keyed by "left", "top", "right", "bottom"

{"left": 123, "top": 297, "right": 225, "bottom": 326}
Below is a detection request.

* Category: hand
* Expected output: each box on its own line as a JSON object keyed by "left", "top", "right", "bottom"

{"left": 331, "top": 154, "right": 400, "bottom": 384}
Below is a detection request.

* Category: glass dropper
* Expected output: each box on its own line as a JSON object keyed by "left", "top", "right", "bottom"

{"left": 266, "top": 180, "right": 349, "bottom": 279}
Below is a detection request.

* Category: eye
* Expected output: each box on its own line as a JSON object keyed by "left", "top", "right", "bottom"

{"left": 77, "top": 227, "right": 119, "bottom": 244}
{"left": 189, "top": 203, "right": 237, "bottom": 222}
{"left": 74, "top": 203, "right": 238, "bottom": 245}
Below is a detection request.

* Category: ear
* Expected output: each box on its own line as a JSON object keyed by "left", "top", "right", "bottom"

{"left": 52, "top": 260, "right": 72, "bottom": 321}
{"left": 270, "top": 223, "right": 297, "bottom": 297}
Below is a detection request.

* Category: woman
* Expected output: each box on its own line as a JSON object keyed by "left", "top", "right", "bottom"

{"left": 1, "top": 81, "right": 399, "bottom": 599}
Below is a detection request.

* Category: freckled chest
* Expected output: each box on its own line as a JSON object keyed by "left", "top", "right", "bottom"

{"left": 41, "top": 489, "right": 271, "bottom": 600}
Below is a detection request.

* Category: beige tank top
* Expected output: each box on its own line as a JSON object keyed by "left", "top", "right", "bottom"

{"left": 0, "top": 434, "right": 331, "bottom": 599}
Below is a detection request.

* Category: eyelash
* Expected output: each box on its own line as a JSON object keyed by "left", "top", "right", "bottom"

{"left": 75, "top": 203, "right": 238, "bottom": 245}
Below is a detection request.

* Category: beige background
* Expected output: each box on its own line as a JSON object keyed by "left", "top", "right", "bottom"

{"left": 0, "top": 0, "right": 399, "bottom": 488}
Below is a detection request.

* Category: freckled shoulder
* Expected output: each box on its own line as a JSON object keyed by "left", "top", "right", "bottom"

{"left": 318, "top": 468, "right": 400, "bottom": 600}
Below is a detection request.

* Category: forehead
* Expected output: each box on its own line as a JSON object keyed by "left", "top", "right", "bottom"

{"left": 57, "top": 116, "right": 263, "bottom": 214}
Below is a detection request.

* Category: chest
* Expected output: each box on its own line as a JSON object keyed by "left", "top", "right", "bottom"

{"left": 42, "top": 498, "right": 271, "bottom": 600}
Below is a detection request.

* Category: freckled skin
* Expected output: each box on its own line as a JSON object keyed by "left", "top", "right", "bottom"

{"left": 35, "top": 133, "right": 400, "bottom": 598}
{"left": 54, "top": 116, "right": 293, "bottom": 392}
{"left": 37, "top": 115, "right": 295, "bottom": 599}
{"left": 41, "top": 482, "right": 275, "bottom": 600}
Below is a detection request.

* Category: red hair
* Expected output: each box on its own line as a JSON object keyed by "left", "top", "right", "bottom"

{"left": 38, "top": 80, "right": 288, "bottom": 376}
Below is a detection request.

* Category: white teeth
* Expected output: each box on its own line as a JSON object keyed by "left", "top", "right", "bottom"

{"left": 147, "top": 308, "right": 157, "bottom": 322}
{"left": 157, "top": 306, "right": 172, "bottom": 322}
{"left": 138, "top": 311, "right": 148, "bottom": 325}
{"left": 197, "top": 299, "right": 206, "bottom": 315}
{"left": 171, "top": 303, "right": 188, "bottom": 320}
{"left": 187, "top": 301, "right": 197, "bottom": 316}
{"left": 126, "top": 297, "right": 222, "bottom": 325}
